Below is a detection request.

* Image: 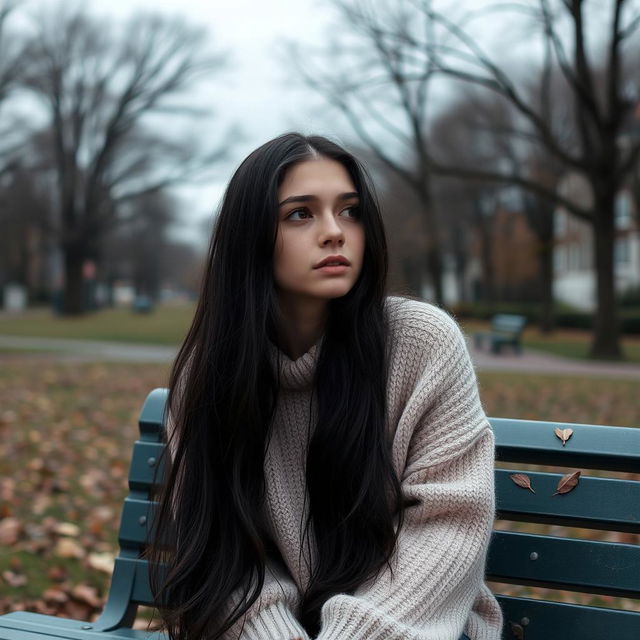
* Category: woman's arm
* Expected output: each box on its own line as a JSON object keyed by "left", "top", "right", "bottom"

{"left": 316, "top": 309, "right": 502, "bottom": 640}
{"left": 229, "top": 559, "right": 311, "bottom": 640}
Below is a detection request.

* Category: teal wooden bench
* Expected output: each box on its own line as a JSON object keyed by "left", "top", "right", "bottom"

{"left": 474, "top": 314, "right": 527, "bottom": 354}
{"left": 0, "top": 388, "right": 638, "bottom": 640}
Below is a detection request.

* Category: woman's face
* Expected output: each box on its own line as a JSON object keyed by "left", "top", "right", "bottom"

{"left": 274, "top": 156, "right": 365, "bottom": 308}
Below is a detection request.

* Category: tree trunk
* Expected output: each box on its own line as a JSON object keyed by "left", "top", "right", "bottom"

{"left": 416, "top": 177, "right": 445, "bottom": 306}
{"left": 590, "top": 194, "right": 622, "bottom": 359}
{"left": 62, "top": 244, "right": 85, "bottom": 315}
{"left": 400, "top": 257, "right": 422, "bottom": 297}
{"left": 476, "top": 212, "right": 495, "bottom": 306}
{"left": 426, "top": 242, "right": 444, "bottom": 306}
{"left": 538, "top": 237, "right": 555, "bottom": 333}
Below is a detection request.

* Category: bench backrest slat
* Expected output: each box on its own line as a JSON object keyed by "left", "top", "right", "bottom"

{"left": 497, "top": 595, "right": 640, "bottom": 640}
{"left": 129, "top": 442, "right": 165, "bottom": 490}
{"left": 119, "top": 498, "right": 156, "bottom": 548}
{"left": 492, "top": 417, "right": 640, "bottom": 472}
{"left": 495, "top": 469, "right": 640, "bottom": 533}
{"left": 487, "top": 531, "right": 640, "bottom": 597}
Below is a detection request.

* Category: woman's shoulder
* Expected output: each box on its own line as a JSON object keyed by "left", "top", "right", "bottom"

{"left": 383, "top": 295, "right": 465, "bottom": 350}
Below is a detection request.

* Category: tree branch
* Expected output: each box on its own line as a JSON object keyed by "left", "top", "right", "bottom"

{"left": 427, "top": 155, "right": 591, "bottom": 222}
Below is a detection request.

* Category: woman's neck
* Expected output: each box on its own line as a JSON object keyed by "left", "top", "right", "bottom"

{"left": 277, "top": 294, "right": 328, "bottom": 360}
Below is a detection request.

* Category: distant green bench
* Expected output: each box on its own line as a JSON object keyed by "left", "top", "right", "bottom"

{"left": 474, "top": 314, "right": 527, "bottom": 354}
{"left": 0, "top": 389, "right": 638, "bottom": 640}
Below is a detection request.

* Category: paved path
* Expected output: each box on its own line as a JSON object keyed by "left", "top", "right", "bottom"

{"left": 0, "top": 335, "right": 177, "bottom": 363}
{"left": 467, "top": 339, "right": 640, "bottom": 379}
{"left": 0, "top": 334, "right": 639, "bottom": 378}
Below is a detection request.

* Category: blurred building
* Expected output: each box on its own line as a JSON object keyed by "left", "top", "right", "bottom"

{"left": 428, "top": 201, "right": 543, "bottom": 307}
{"left": 554, "top": 177, "right": 639, "bottom": 311}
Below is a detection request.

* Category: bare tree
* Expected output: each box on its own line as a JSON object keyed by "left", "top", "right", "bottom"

{"left": 0, "top": 167, "right": 53, "bottom": 301}
{"left": 402, "top": 0, "right": 640, "bottom": 358}
{"left": 294, "top": 0, "right": 640, "bottom": 359}
{"left": 21, "top": 4, "right": 233, "bottom": 314}
{"left": 0, "top": 1, "right": 24, "bottom": 176}
{"left": 103, "top": 189, "right": 176, "bottom": 303}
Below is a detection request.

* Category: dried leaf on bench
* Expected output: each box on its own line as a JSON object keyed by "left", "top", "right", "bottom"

{"left": 509, "top": 473, "right": 535, "bottom": 493}
{"left": 508, "top": 621, "right": 524, "bottom": 639}
{"left": 554, "top": 427, "right": 573, "bottom": 446}
{"left": 553, "top": 470, "right": 581, "bottom": 495}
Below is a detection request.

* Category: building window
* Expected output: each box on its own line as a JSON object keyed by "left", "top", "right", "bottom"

{"left": 615, "top": 235, "right": 631, "bottom": 265}
{"left": 555, "top": 209, "right": 567, "bottom": 236}
{"left": 555, "top": 246, "right": 567, "bottom": 272}
{"left": 615, "top": 192, "right": 632, "bottom": 230}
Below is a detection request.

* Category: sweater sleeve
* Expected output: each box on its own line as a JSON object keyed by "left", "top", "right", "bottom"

{"left": 315, "top": 308, "right": 502, "bottom": 640}
{"left": 228, "top": 559, "right": 311, "bottom": 640}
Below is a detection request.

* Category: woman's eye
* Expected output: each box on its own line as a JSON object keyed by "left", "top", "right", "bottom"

{"left": 286, "top": 209, "right": 311, "bottom": 221}
{"left": 340, "top": 206, "right": 360, "bottom": 218}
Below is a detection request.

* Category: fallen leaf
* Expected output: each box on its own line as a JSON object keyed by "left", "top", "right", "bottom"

{"left": 43, "top": 588, "right": 69, "bottom": 605}
{"left": 0, "top": 517, "right": 22, "bottom": 545}
{"left": 54, "top": 537, "right": 85, "bottom": 559}
{"left": 554, "top": 427, "right": 573, "bottom": 446}
{"left": 508, "top": 621, "right": 524, "bottom": 639}
{"left": 47, "top": 566, "right": 68, "bottom": 582}
{"left": 87, "top": 552, "right": 115, "bottom": 575}
{"left": 61, "top": 600, "right": 93, "bottom": 620}
{"left": 71, "top": 584, "right": 102, "bottom": 609}
{"left": 553, "top": 470, "right": 581, "bottom": 495}
{"left": 31, "top": 600, "right": 56, "bottom": 616}
{"left": 54, "top": 522, "right": 80, "bottom": 537}
{"left": 1, "top": 570, "right": 27, "bottom": 587}
{"left": 509, "top": 473, "right": 535, "bottom": 493}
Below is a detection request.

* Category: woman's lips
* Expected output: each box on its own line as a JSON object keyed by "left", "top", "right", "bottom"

{"left": 315, "top": 264, "right": 349, "bottom": 275}
{"left": 313, "top": 255, "right": 351, "bottom": 269}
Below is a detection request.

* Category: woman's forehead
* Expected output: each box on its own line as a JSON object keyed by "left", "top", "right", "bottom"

{"left": 278, "top": 157, "right": 356, "bottom": 199}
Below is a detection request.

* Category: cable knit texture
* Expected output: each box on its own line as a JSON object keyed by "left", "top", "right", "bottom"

{"left": 226, "top": 297, "right": 502, "bottom": 639}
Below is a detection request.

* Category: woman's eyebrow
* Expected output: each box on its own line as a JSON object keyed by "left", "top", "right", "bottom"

{"left": 278, "top": 191, "right": 359, "bottom": 207}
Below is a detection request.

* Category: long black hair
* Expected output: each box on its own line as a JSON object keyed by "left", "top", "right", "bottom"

{"left": 149, "top": 132, "right": 404, "bottom": 639}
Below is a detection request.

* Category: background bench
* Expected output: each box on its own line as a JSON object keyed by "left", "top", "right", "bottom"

{"left": 1, "top": 388, "right": 638, "bottom": 640}
{"left": 474, "top": 314, "right": 527, "bottom": 354}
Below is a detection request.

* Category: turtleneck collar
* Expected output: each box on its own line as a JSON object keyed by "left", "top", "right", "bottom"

{"left": 268, "top": 337, "right": 323, "bottom": 391}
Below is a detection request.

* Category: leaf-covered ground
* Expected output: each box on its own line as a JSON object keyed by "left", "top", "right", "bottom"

{"left": 0, "top": 357, "right": 170, "bottom": 621}
{"left": 0, "top": 357, "right": 637, "bottom": 619}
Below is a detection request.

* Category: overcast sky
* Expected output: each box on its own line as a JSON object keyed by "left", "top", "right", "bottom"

{"left": 27, "top": 0, "right": 546, "bottom": 245}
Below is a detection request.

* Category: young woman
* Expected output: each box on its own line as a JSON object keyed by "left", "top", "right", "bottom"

{"left": 151, "top": 133, "right": 502, "bottom": 640}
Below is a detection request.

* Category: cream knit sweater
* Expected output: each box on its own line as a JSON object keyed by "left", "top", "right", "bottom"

{"left": 225, "top": 297, "right": 503, "bottom": 640}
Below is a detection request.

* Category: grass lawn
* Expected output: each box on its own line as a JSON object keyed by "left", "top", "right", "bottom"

{"left": 461, "top": 318, "right": 640, "bottom": 363}
{"left": 0, "top": 304, "right": 196, "bottom": 346}
{"left": 0, "top": 356, "right": 638, "bottom": 617}
{"left": 2, "top": 307, "right": 639, "bottom": 368}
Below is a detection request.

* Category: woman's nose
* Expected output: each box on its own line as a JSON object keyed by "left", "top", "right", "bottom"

{"left": 318, "top": 214, "right": 345, "bottom": 246}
